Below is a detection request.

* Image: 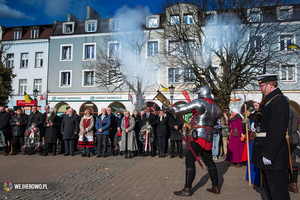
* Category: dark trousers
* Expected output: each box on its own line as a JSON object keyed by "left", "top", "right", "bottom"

{"left": 109, "top": 132, "right": 115, "bottom": 152}
{"left": 158, "top": 136, "right": 166, "bottom": 154}
{"left": 64, "top": 139, "right": 75, "bottom": 155}
{"left": 171, "top": 140, "right": 182, "bottom": 156}
{"left": 185, "top": 141, "right": 218, "bottom": 187}
{"left": 262, "top": 169, "right": 290, "bottom": 200}
{"left": 152, "top": 136, "right": 158, "bottom": 155}
{"left": 12, "top": 136, "right": 24, "bottom": 154}
{"left": 58, "top": 133, "right": 65, "bottom": 153}
{"left": 44, "top": 143, "right": 57, "bottom": 155}
{"left": 97, "top": 134, "right": 108, "bottom": 156}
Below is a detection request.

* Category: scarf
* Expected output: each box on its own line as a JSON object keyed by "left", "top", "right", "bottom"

{"left": 125, "top": 116, "right": 130, "bottom": 128}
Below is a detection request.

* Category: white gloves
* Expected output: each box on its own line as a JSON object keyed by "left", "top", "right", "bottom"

{"left": 262, "top": 157, "right": 272, "bottom": 165}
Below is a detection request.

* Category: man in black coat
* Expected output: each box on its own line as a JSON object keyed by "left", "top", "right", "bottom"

{"left": 107, "top": 107, "right": 117, "bottom": 155}
{"left": 168, "top": 113, "right": 184, "bottom": 158}
{"left": 0, "top": 106, "right": 11, "bottom": 155}
{"left": 141, "top": 105, "right": 157, "bottom": 156}
{"left": 26, "top": 106, "right": 44, "bottom": 137}
{"left": 61, "top": 108, "right": 79, "bottom": 156}
{"left": 252, "top": 74, "right": 290, "bottom": 200}
{"left": 10, "top": 108, "right": 28, "bottom": 155}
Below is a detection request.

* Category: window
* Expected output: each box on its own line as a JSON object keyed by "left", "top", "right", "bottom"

{"left": 277, "top": 6, "right": 293, "bottom": 20}
{"left": 168, "top": 68, "right": 180, "bottom": 83}
{"left": 21, "top": 53, "right": 28, "bottom": 68}
{"left": 6, "top": 54, "right": 14, "bottom": 68}
{"left": 35, "top": 52, "right": 43, "bottom": 68}
{"left": 108, "top": 42, "right": 121, "bottom": 58}
{"left": 184, "top": 69, "right": 194, "bottom": 82}
{"left": 83, "top": 43, "right": 96, "bottom": 60}
{"left": 14, "top": 31, "right": 21, "bottom": 40}
{"left": 85, "top": 20, "right": 97, "bottom": 32}
{"left": 33, "top": 79, "right": 42, "bottom": 93}
{"left": 168, "top": 41, "right": 180, "bottom": 56}
{"left": 249, "top": 11, "right": 261, "bottom": 22}
{"left": 31, "top": 30, "right": 39, "bottom": 39}
{"left": 280, "top": 35, "right": 293, "bottom": 51}
{"left": 146, "top": 16, "right": 159, "bottom": 28}
{"left": 281, "top": 65, "right": 295, "bottom": 82}
{"left": 63, "top": 22, "right": 75, "bottom": 34}
{"left": 60, "top": 44, "right": 73, "bottom": 61}
{"left": 147, "top": 41, "right": 158, "bottom": 57}
{"left": 83, "top": 71, "right": 94, "bottom": 86}
{"left": 109, "top": 19, "right": 120, "bottom": 30}
{"left": 183, "top": 40, "right": 196, "bottom": 57}
{"left": 19, "top": 79, "right": 27, "bottom": 95}
{"left": 249, "top": 36, "right": 262, "bottom": 52}
{"left": 184, "top": 14, "right": 193, "bottom": 25}
{"left": 170, "top": 15, "right": 180, "bottom": 25}
{"left": 60, "top": 71, "right": 72, "bottom": 87}
{"left": 146, "top": 69, "right": 158, "bottom": 84}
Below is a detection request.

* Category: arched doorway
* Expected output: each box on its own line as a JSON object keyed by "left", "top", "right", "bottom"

{"left": 55, "top": 102, "right": 70, "bottom": 116}
{"left": 108, "top": 101, "right": 126, "bottom": 113}
{"left": 145, "top": 101, "right": 160, "bottom": 113}
{"left": 79, "top": 101, "right": 98, "bottom": 117}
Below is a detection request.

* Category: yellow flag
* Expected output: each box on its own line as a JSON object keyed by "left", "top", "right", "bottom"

{"left": 288, "top": 44, "right": 300, "bottom": 49}
{"left": 24, "top": 92, "right": 33, "bottom": 103}
{"left": 160, "top": 84, "right": 169, "bottom": 92}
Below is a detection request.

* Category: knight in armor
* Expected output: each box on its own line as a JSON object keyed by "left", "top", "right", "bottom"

{"left": 163, "top": 86, "right": 222, "bottom": 196}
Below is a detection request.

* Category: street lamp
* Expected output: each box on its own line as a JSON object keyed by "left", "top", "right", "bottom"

{"left": 169, "top": 85, "right": 175, "bottom": 105}
{"left": 33, "top": 88, "right": 39, "bottom": 106}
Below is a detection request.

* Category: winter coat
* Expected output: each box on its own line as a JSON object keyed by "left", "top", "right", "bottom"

{"left": 61, "top": 114, "right": 79, "bottom": 140}
{"left": 79, "top": 115, "right": 94, "bottom": 137}
{"left": 120, "top": 116, "right": 138, "bottom": 151}
{"left": 0, "top": 111, "right": 11, "bottom": 134}
{"left": 26, "top": 111, "right": 44, "bottom": 130}
{"left": 168, "top": 114, "right": 184, "bottom": 141}
{"left": 10, "top": 114, "right": 28, "bottom": 137}
{"left": 44, "top": 115, "right": 62, "bottom": 143}
{"left": 95, "top": 114, "right": 111, "bottom": 135}
{"left": 156, "top": 114, "right": 168, "bottom": 137}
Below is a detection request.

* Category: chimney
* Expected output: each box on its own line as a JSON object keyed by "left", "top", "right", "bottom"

{"left": 67, "top": 13, "right": 79, "bottom": 22}
{"left": 86, "top": 6, "right": 101, "bottom": 19}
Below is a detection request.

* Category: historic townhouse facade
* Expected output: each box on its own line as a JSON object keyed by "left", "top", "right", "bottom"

{"left": 1, "top": 24, "right": 52, "bottom": 114}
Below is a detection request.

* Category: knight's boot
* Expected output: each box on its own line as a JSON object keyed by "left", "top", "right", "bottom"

{"left": 289, "top": 167, "right": 298, "bottom": 193}
{"left": 207, "top": 167, "right": 220, "bottom": 194}
{"left": 174, "top": 168, "right": 195, "bottom": 196}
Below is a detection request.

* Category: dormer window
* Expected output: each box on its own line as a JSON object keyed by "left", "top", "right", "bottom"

{"left": 277, "top": 6, "right": 293, "bottom": 20}
{"left": 14, "top": 31, "right": 21, "bottom": 40}
{"left": 248, "top": 8, "right": 261, "bottom": 22}
{"left": 109, "top": 19, "right": 120, "bottom": 30}
{"left": 63, "top": 22, "right": 75, "bottom": 34}
{"left": 170, "top": 15, "right": 180, "bottom": 25}
{"left": 31, "top": 30, "right": 39, "bottom": 39}
{"left": 146, "top": 15, "right": 160, "bottom": 28}
{"left": 85, "top": 20, "right": 97, "bottom": 32}
{"left": 184, "top": 14, "right": 193, "bottom": 25}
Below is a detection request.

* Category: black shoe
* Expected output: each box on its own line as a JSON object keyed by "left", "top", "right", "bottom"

{"left": 103, "top": 155, "right": 107, "bottom": 158}
{"left": 11, "top": 153, "right": 17, "bottom": 155}
{"left": 82, "top": 153, "right": 86, "bottom": 157}
{"left": 162, "top": 153, "right": 165, "bottom": 158}
{"left": 174, "top": 188, "right": 192, "bottom": 196}
{"left": 71, "top": 154, "right": 75, "bottom": 156}
{"left": 151, "top": 154, "right": 155, "bottom": 157}
{"left": 64, "top": 154, "right": 69, "bottom": 156}
{"left": 97, "top": 154, "right": 102, "bottom": 157}
{"left": 179, "top": 155, "right": 183, "bottom": 159}
{"left": 170, "top": 155, "right": 175, "bottom": 158}
{"left": 43, "top": 154, "right": 48, "bottom": 156}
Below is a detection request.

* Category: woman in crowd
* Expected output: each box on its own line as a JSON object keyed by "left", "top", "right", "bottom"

{"left": 156, "top": 110, "right": 168, "bottom": 158}
{"left": 78, "top": 109, "right": 95, "bottom": 157}
{"left": 43, "top": 110, "right": 62, "bottom": 156}
{"left": 226, "top": 108, "right": 244, "bottom": 167}
{"left": 120, "top": 110, "right": 138, "bottom": 158}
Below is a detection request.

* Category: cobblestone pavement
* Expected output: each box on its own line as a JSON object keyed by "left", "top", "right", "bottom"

{"left": 0, "top": 147, "right": 299, "bottom": 200}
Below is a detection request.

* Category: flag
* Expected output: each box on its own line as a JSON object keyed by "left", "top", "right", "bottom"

{"left": 182, "top": 90, "right": 191, "bottom": 103}
{"left": 160, "top": 84, "right": 169, "bottom": 92}
{"left": 288, "top": 44, "right": 300, "bottom": 50}
{"left": 24, "top": 92, "right": 33, "bottom": 103}
{"left": 40, "top": 92, "right": 47, "bottom": 100}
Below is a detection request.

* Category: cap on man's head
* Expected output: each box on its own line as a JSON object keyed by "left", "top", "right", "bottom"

{"left": 256, "top": 74, "right": 277, "bottom": 84}
{"left": 66, "top": 107, "right": 70, "bottom": 110}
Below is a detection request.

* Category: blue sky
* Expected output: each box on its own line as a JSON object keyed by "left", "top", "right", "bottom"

{"left": 0, "top": 0, "right": 165, "bottom": 27}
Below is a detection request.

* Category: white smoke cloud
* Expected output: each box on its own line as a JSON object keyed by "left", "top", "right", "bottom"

{"left": 0, "top": 1, "right": 32, "bottom": 19}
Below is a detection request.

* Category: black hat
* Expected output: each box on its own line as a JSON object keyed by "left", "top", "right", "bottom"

{"left": 256, "top": 74, "right": 277, "bottom": 84}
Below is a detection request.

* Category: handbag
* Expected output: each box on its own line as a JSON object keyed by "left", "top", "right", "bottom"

{"left": 289, "top": 130, "right": 300, "bottom": 145}
{"left": 232, "top": 129, "right": 239, "bottom": 137}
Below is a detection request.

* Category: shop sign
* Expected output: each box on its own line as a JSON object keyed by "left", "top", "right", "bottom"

{"left": 16, "top": 100, "right": 35, "bottom": 106}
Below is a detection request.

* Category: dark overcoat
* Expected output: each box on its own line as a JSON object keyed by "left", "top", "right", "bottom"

{"left": 252, "top": 88, "right": 289, "bottom": 170}
{"left": 156, "top": 114, "right": 168, "bottom": 137}
{"left": 168, "top": 114, "right": 184, "bottom": 141}
{"left": 10, "top": 114, "right": 28, "bottom": 137}
{"left": 26, "top": 111, "right": 44, "bottom": 130}
{"left": 61, "top": 115, "right": 79, "bottom": 140}
{"left": 44, "top": 115, "right": 62, "bottom": 144}
{"left": 0, "top": 111, "right": 11, "bottom": 134}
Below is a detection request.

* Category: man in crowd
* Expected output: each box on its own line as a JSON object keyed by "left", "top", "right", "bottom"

{"left": 26, "top": 106, "right": 44, "bottom": 144}
{"left": 141, "top": 105, "right": 156, "bottom": 156}
{"left": 96, "top": 108, "right": 111, "bottom": 158}
{"left": 107, "top": 107, "right": 117, "bottom": 155}
{"left": 252, "top": 74, "right": 290, "bottom": 200}
{"left": 61, "top": 108, "right": 79, "bottom": 156}
{"left": 10, "top": 108, "right": 27, "bottom": 155}
{"left": 0, "top": 106, "right": 11, "bottom": 155}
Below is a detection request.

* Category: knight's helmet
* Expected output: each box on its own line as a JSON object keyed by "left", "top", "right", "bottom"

{"left": 194, "top": 86, "right": 214, "bottom": 100}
